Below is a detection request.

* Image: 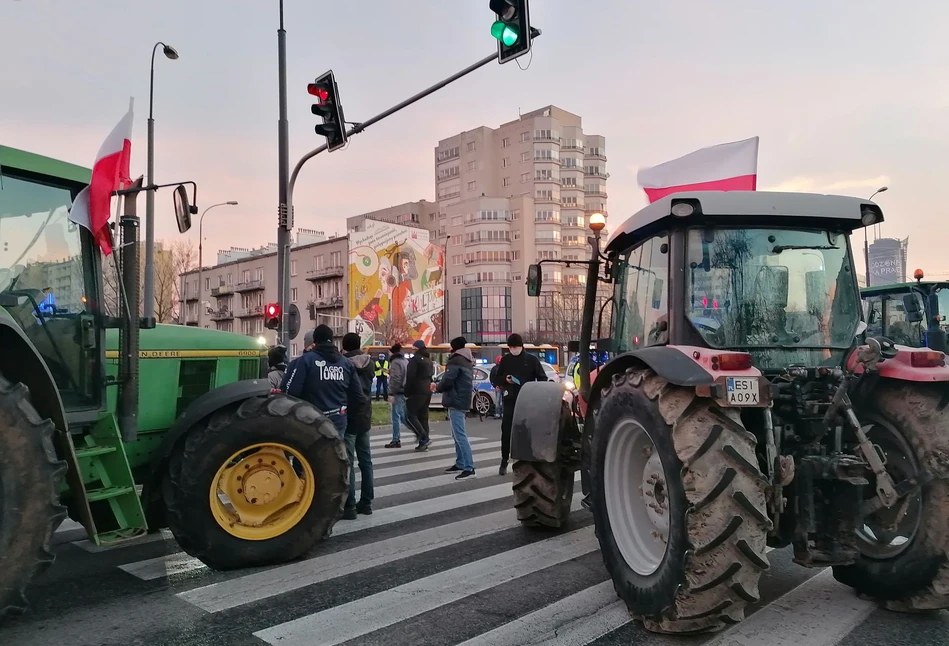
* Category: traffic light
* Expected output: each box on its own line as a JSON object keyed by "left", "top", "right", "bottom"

{"left": 265, "top": 303, "right": 281, "bottom": 330}
{"left": 489, "top": 0, "right": 532, "bottom": 64}
{"left": 308, "top": 70, "right": 348, "bottom": 152}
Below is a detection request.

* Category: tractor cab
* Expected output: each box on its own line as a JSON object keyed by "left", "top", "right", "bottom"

{"left": 860, "top": 273, "right": 949, "bottom": 352}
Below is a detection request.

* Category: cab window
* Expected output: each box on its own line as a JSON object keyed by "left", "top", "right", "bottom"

{"left": 611, "top": 234, "right": 669, "bottom": 353}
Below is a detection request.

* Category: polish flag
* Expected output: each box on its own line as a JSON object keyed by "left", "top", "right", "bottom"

{"left": 68, "top": 100, "right": 134, "bottom": 255}
{"left": 637, "top": 136, "right": 759, "bottom": 203}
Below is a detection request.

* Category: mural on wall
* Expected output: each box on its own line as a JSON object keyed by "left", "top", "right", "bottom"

{"left": 348, "top": 219, "right": 444, "bottom": 347}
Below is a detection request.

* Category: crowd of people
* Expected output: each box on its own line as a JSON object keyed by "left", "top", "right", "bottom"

{"left": 265, "top": 329, "right": 550, "bottom": 520}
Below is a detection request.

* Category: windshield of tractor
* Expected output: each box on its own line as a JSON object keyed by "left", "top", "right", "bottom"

{"left": 685, "top": 227, "right": 861, "bottom": 369}
{"left": 0, "top": 168, "right": 98, "bottom": 408}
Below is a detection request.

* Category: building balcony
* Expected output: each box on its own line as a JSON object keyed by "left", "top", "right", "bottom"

{"left": 534, "top": 216, "right": 561, "bottom": 224}
{"left": 585, "top": 151, "right": 608, "bottom": 161}
{"left": 584, "top": 170, "right": 609, "bottom": 179}
{"left": 309, "top": 296, "right": 344, "bottom": 312}
{"left": 211, "top": 285, "right": 234, "bottom": 297}
{"left": 563, "top": 239, "right": 587, "bottom": 247}
{"left": 463, "top": 277, "right": 513, "bottom": 285}
{"left": 533, "top": 134, "right": 561, "bottom": 144}
{"left": 534, "top": 196, "right": 561, "bottom": 205}
{"left": 562, "top": 222, "right": 586, "bottom": 231}
{"left": 235, "top": 280, "right": 265, "bottom": 293}
{"left": 561, "top": 143, "right": 584, "bottom": 152}
{"left": 306, "top": 266, "right": 345, "bottom": 281}
{"left": 533, "top": 157, "right": 561, "bottom": 165}
{"left": 535, "top": 237, "right": 563, "bottom": 245}
{"left": 237, "top": 306, "right": 264, "bottom": 318}
{"left": 584, "top": 189, "right": 608, "bottom": 199}
{"left": 184, "top": 294, "right": 199, "bottom": 302}
{"left": 584, "top": 209, "right": 608, "bottom": 217}
{"left": 210, "top": 308, "right": 234, "bottom": 321}
{"left": 465, "top": 237, "right": 512, "bottom": 245}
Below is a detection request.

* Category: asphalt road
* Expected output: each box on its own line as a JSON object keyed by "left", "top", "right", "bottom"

{"left": 5, "top": 415, "right": 949, "bottom": 646}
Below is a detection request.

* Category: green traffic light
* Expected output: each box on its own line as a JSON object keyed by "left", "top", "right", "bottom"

{"left": 491, "top": 20, "right": 520, "bottom": 47}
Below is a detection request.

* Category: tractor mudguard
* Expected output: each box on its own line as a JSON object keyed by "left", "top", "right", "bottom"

{"left": 141, "top": 378, "right": 271, "bottom": 525}
{"left": 609, "top": 347, "right": 716, "bottom": 387}
{"left": 510, "top": 381, "right": 570, "bottom": 463}
{"left": 846, "top": 345, "right": 949, "bottom": 382}
{"left": 0, "top": 316, "right": 67, "bottom": 433}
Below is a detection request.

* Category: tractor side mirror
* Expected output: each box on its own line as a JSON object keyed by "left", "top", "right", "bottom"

{"left": 174, "top": 184, "right": 194, "bottom": 233}
{"left": 526, "top": 264, "right": 542, "bottom": 297}
{"left": 903, "top": 293, "right": 922, "bottom": 313}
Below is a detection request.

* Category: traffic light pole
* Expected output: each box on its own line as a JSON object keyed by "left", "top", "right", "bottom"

{"left": 276, "top": 0, "right": 292, "bottom": 346}
{"left": 277, "top": 28, "right": 541, "bottom": 344}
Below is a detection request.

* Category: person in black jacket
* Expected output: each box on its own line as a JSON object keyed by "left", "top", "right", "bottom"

{"left": 490, "top": 332, "right": 548, "bottom": 475}
{"left": 341, "top": 332, "right": 374, "bottom": 519}
{"left": 404, "top": 339, "right": 435, "bottom": 451}
{"left": 436, "top": 336, "right": 476, "bottom": 479}
{"left": 283, "top": 324, "right": 366, "bottom": 439}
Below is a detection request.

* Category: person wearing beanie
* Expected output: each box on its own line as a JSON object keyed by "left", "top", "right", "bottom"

{"left": 436, "top": 336, "right": 476, "bottom": 479}
{"left": 267, "top": 345, "right": 288, "bottom": 391}
{"left": 490, "top": 332, "right": 547, "bottom": 475}
{"left": 403, "top": 339, "right": 435, "bottom": 451}
{"left": 384, "top": 343, "right": 409, "bottom": 448}
{"left": 340, "top": 332, "right": 375, "bottom": 518}
{"left": 283, "top": 324, "right": 367, "bottom": 440}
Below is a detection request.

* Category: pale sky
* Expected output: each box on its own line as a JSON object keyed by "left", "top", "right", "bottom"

{"left": 4, "top": 0, "right": 948, "bottom": 276}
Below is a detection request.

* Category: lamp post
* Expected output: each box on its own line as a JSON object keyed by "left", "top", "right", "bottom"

{"left": 864, "top": 186, "right": 889, "bottom": 287}
{"left": 197, "top": 201, "right": 238, "bottom": 327}
{"left": 143, "top": 41, "right": 179, "bottom": 324}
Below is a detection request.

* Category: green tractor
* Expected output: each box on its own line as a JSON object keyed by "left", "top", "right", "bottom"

{"left": 0, "top": 145, "right": 348, "bottom": 617}
{"left": 861, "top": 273, "right": 949, "bottom": 352}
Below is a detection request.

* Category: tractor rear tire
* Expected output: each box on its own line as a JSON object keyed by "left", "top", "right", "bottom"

{"left": 591, "top": 367, "right": 771, "bottom": 634}
{"left": 0, "top": 376, "right": 67, "bottom": 618}
{"left": 833, "top": 382, "right": 949, "bottom": 611}
{"left": 512, "top": 461, "right": 575, "bottom": 529}
{"left": 162, "top": 394, "right": 349, "bottom": 570}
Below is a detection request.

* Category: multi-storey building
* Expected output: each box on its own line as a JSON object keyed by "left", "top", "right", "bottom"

{"left": 345, "top": 200, "right": 439, "bottom": 234}
{"left": 433, "top": 105, "right": 608, "bottom": 345}
{"left": 178, "top": 228, "right": 348, "bottom": 355}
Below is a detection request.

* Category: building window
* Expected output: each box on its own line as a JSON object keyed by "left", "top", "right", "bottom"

{"left": 467, "top": 160, "right": 477, "bottom": 171}
{"left": 461, "top": 286, "right": 512, "bottom": 344}
{"left": 502, "top": 177, "right": 511, "bottom": 187}
{"left": 290, "top": 260, "right": 297, "bottom": 276}
{"left": 513, "top": 250, "right": 520, "bottom": 261}
{"left": 520, "top": 151, "right": 531, "bottom": 163}
{"left": 254, "top": 268, "right": 263, "bottom": 281}
{"left": 502, "top": 157, "right": 510, "bottom": 167}
{"left": 512, "top": 210, "right": 520, "bottom": 221}
{"left": 452, "top": 255, "right": 463, "bottom": 266}
{"left": 451, "top": 215, "right": 463, "bottom": 226}
{"left": 314, "top": 255, "right": 324, "bottom": 270}
{"left": 520, "top": 131, "right": 530, "bottom": 142}
{"left": 453, "top": 275, "right": 464, "bottom": 285}
{"left": 467, "top": 181, "right": 477, "bottom": 192}
{"left": 291, "top": 287, "right": 298, "bottom": 302}
{"left": 467, "top": 141, "right": 476, "bottom": 152}
{"left": 204, "top": 277, "right": 210, "bottom": 290}
{"left": 502, "top": 137, "right": 511, "bottom": 148}
{"left": 452, "top": 236, "right": 463, "bottom": 246}
{"left": 241, "top": 269, "right": 250, "bottom": 282}
{"left": 520, "top": 172, "right": 529, "bottom": 183}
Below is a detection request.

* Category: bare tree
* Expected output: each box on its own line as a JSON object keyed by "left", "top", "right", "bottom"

{"left": 155, "top": 239, "right": 196, "bottom": 323}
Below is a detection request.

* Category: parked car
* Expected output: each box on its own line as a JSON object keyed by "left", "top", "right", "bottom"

{"left": 432, "top": 363, "right": 497, "bottom": 415}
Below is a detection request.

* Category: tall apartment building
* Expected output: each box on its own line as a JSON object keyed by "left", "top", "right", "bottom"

{"left": 179, "top": 228, "right": 348, "bottom": 355}
{"left": 346, "top": 200, "right": 439, "bottom": 233}
{"left": 433, "top": 105, "right": 608, "bottom": 345}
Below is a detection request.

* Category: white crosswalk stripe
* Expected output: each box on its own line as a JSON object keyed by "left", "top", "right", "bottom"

{"left": 36, "top": 423, "right": 927, "bottom": 646}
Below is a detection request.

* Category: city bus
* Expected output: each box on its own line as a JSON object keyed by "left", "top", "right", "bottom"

{"left": 363, "top": 343, "right": 562, "bottom": 369}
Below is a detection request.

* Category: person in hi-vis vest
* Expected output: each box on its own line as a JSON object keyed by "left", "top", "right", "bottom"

{"left": 374, "top": 353, "right": 389, "bottom": 400}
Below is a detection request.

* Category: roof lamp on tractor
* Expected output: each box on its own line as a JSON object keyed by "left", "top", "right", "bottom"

{"left": 513, "top": 190, "right": 949, "bottom": 634}
{"left": 0, "top": 145, "right": 350, "bottom": 619}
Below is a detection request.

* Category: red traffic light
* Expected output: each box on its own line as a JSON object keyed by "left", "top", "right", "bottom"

{"left": 307, "top": 83, "right": 329, "bottom": 103}
{"left": 266, "top": 303, "right": 280, "bottom": 317}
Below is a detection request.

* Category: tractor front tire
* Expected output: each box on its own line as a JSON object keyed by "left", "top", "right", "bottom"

{"left": 0, "top": 376, "right": 67, "bottom": 618}
{"left": 512, "top": 461, "right": 575, "bottom": 529}
{"left": 162, "top": 394, "right": 349, "bottom": 570}
{"left": 591, "top": 368, "right": 771, "bottom": 634}
{"left": 833, "top": 382, "right": 949, "bottom": 611}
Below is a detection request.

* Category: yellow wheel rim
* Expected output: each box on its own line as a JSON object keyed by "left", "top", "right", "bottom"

{"left": 209, "top": 443, "right": 316, "bottom": 541}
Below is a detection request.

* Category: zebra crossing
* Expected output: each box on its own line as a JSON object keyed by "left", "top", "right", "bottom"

{"left": 10, "top": 422, "right": 947, "bottom": 646}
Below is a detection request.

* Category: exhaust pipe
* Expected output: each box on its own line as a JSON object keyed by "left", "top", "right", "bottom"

{"left": 117, "top": 176, "right": 143, "bottom": 441}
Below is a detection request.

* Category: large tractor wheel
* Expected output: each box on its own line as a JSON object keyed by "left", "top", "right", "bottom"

{"left": 0, "top": 376, "right": 67, "bottom": 618}
{"left": 162, "top": 394, "right": 349, "bottom": 570}
{"left": 590, "top": 367, "right": 771, "bottom": 634}
{"left": 512, "top": 461, "right": 575, "bottom": 528}
{"left": 833, "top": 382, "right": 949, "bottom": 611}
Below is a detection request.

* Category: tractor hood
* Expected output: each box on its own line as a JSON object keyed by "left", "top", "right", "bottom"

{"left": 105, "top": 324, "right": 267, "bottom": 358}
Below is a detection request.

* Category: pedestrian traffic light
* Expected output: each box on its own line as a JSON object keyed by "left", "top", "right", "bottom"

{"left": 265, "top": 303, "right": 281, "bottom": 330}
{"left": 308, "top": 70, "right": 348, "bottom": 152}
{"left": 489, "top": 0, "right": 532, "bottom": 64}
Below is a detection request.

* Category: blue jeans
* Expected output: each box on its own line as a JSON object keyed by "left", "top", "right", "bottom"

{"left": 344, "top": 428, "right": 373, "bottom": 510}
{"left": 448, "top": 408, "right": 474, "bottom": 471}
{"left": 390, "top": 394, "right": 406, "bottom": 441}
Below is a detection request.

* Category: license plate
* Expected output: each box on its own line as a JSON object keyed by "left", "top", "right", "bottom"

{"left": 726, "top": 377, "right": 760, "bottom": 406}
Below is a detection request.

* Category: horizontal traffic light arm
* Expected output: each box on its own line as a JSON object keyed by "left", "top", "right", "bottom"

{"left": 286, "top": 28, "right": 542, "bottom": 211}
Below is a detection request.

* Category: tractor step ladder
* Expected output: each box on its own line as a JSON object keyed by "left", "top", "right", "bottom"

{"left": 65, "top": 414, "right": 148, "bottom": 546}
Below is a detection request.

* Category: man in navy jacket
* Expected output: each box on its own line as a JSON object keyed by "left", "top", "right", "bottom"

{"left": 283, "top": 324, "right": 367, "bottom": 438}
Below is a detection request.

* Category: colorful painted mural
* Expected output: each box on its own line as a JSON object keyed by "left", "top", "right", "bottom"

{"left": 348, "top": 219, "right": 444, "bottom": 347}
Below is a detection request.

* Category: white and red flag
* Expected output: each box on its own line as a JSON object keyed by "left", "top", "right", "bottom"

{"left": 636, "top": 136, "right": 759, "bottom": 203}
{"left": 68, "top": 99, "right": 134, "bottom": 255}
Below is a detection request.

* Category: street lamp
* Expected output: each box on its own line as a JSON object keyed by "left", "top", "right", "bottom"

{"left": 197, "top": 201, "right": 239, "bottom": 327}
{"left": 864, "top": 186, "right": 889, "bottom": 287}
{"left": 143, "top": 41, "right": 179, "bottom": 324}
